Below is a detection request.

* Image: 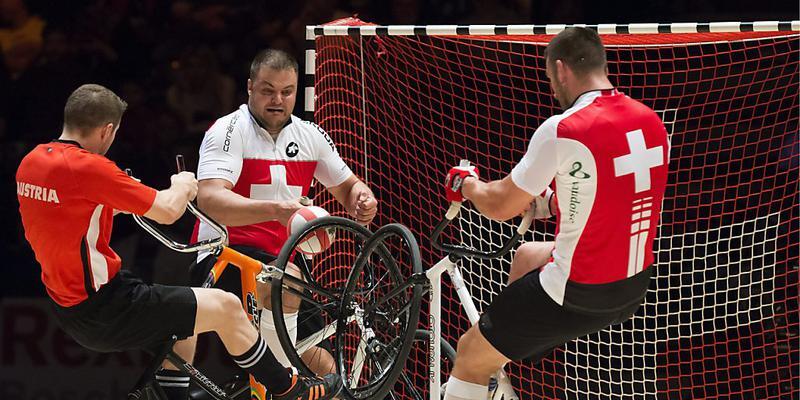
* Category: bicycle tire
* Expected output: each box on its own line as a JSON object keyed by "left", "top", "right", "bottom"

{"left": 336, "top": 223, "right": 424, "bottom": 399}
{"left": 270, "top": 216, "right": 375, "bottom": 376}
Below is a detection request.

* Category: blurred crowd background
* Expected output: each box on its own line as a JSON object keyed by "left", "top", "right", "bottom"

{"left": 2, "top": 0, "right": 796, "bottom": 297}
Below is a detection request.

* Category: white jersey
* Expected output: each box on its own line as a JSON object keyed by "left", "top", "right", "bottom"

{"left": 194, "top": 104, "right": 352, "bottom": 258}
{"left": 511, "top": 89, "right": 669, "bottom": 312}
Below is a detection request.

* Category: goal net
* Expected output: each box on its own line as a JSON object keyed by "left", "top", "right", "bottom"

{"left": 307, "top": 18, "right": 799, "bottom": 399}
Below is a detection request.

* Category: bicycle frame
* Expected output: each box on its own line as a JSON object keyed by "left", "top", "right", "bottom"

{"left": 128, "top": 156, "right": 345, "bottom": 400}
{"left": 126, "top": 168, "right": 249, "bottom": 398}
{"left": 127, "top": 157, "right": 274, "bottom": 399}
{"left": 426, "top": 201, "right": 535, "bottom": 400}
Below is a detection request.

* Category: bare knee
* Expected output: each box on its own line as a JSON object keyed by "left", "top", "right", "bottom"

{"left": 214, "top": 290, "right": 246, "bottom": 323}
{"left": 510, "top": 242, "right": 553, "bottom": 284}
{"left": 193, "top": 288, "right": 250, "bottom": 337}
{"left": 261, "top": 261, "right": 303, "bottom": 313}
{"left": 452, "top": 328, "right": 506, "bottom": 381}
{"left": 455, "top": 328, "right": 479, "bottom": 356}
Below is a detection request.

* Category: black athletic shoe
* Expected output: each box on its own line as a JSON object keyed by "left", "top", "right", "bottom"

{"left": 272, "top": 368, "right": 342, "bottom": 400}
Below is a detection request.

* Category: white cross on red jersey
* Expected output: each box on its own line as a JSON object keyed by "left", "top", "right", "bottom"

{"left": 193, "top": 105, "right": 352, "bottom": 258}
{"left": 511, "top": 89, "right": 670, "bottom": 312}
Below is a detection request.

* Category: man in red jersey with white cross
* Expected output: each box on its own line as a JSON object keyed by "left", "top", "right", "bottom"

{"left": 16, "top": 84, "right": 342, "bottom": 400}
{"left": 442, "top": 27, "right": 670, "bottom": 400}
{"left": 187, "top": 49, "right": 377, "bottom": 376}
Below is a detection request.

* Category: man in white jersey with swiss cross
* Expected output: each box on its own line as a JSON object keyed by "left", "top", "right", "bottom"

{"left": 186, "top": 49, "right": 377, "bottom": 378}
{"left": 442, "top": 27, "right": 670, "bottom": 400}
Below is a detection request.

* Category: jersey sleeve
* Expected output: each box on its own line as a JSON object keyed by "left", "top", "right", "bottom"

{"left": 511, "top": 116, "right": 559, "bottom": 196}
{"left": 197, "top": 116, "right": 244, "bottom": 185}
{"left": 72, "top": 154, "right": 157, "bottom": 215}
{"left": 307, "top": 122, "right": 353, "bottom": 187}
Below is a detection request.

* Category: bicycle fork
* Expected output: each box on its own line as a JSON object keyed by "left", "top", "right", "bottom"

{"left": 427, "top": 256, "right": 519, "bottom": 400}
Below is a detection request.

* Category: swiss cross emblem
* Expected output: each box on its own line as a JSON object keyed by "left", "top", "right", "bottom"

{"left": 286, "top": 142, "right": 299, "bottom": 157}
{"left": 613, "top": 129, "right": 664, "bottom": 193}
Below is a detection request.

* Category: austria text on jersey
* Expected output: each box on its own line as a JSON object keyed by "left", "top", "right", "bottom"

{"left": 17, "top": 181, "right": 60, "bottom": 203}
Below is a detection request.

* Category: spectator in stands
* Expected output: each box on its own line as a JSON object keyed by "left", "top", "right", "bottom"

{"left": 0, "top": 0, "right": 45, "bottom": 80}
{"left": 166, "top": 46, "right": 235, "bottom": 137}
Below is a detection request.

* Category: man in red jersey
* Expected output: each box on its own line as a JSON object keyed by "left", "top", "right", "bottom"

{"left": 442, "top": 28, "right": 670, "bottom": 400}
{"left": 188, "top": 49, "right": 377, "bottom": 375}
{"left": 16, "top": 84, "right": 341, "bottom": 400}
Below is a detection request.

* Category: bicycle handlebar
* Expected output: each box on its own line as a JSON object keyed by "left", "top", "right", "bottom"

{"left": 127, "top": 155, "right": 228, "bottom": 253}
{"left": 430, "top": 201, "right": 536, "bottom": 260}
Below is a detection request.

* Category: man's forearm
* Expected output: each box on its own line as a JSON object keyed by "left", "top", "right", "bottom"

{"left": 198, "top": 190, "right": 295, "bottom": 227}
{"left": 461, "top": 178, "right": 506, "bottom": 220}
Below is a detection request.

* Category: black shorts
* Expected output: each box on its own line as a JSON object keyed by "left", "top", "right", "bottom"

{"left": 189, "top": 245, "right": 328, "bottom": 347}
{"left": 478, "top": 269, "right": 648, "bottom": 362}
{"left": 51, "top": 270, "right": 197, "bottom": 353}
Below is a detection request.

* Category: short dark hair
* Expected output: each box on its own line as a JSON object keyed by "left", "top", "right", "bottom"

{"left": 249, "top": 49, "right": 299, "bottom": 80}
{"left": 544, "top": 27, "right": 607, "bottom": 77}
{"left": 63, "top": 84, "right": 128, "bottom": 133}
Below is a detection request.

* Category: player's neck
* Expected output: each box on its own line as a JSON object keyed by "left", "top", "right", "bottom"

{"left": 568, "top": 76, "right": 614, "bottom": 105}
{"left": 59, "top": 130, "right": 100, "bottom": 154}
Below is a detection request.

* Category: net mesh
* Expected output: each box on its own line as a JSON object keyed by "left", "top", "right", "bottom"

{"left": 310, "top": 25, "right": 799, "bottom": 399}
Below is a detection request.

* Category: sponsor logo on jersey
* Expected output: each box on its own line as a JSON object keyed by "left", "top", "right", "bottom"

{"left": 17, "top": 181, "right": 60, "bottom": 203}
{"left": 303, "top": 120, "right": 336, "bottom": 152}
{"left": 223, "top": 114, "right": 239, "bottom": 152}
{"left": 567, "top": 161, "right": 590, "bottom": 223}
{"left": 286, "top": 141, "right": 299, "bottom": 157}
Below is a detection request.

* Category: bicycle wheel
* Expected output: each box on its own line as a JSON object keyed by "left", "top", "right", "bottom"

{"left": 270, "top": 216, "right": 375, "bottom": 377}
{"left": 389, "top": 329, "right": 457, "bottom": 400}
{"left": 336, "top": 223, "right": 424, "bottom": 399}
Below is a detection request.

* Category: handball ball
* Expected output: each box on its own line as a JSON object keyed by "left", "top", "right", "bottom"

{"left": 287, "top": 206, "right": 335, "bottom": 255}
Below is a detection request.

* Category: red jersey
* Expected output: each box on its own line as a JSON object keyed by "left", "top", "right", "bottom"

{"left": 16, "top": 140, "right": 157, "bottom": 306}
{"left": 192, "top": 105, "right": 353, "bottom": 259}
{"left": 511, "top": 89, "right": 670, "bottom": 311}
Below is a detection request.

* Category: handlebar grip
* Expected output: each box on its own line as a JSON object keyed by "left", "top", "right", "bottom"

{"left": 430, "top": 201, "right": 535, "bottom": 260}
{"left": 125, "top": 156, "right": 228, "bottom": 253}
{"left": 176, "top": 155, "right": 186, "bottom": 173}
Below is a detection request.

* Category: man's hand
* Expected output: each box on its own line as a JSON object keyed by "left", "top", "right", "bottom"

{"left": 352, "top": 191, "right": 377, "bottom": 225}
{"left": 275, "top": 199, "right": 304, "bottom": 226}
{"left": 171, "top": 171, "right": 198, "bottom": 201}
{"left": 519, "top": 188, "right": 555, "bottom": 219}
{"left": 444, "top": 165, "right": 479, "bottom": 203}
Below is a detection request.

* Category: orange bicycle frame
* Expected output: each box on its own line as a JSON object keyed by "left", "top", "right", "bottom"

{"left": 207, "top": 246, "right": 270, "bottom": 400}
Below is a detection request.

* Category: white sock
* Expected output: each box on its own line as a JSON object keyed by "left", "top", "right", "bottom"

{"left": 259, "top": 309, "right": 299, "bottom": 367}
{"left": 443, "top": 376, "right": 488, "bottom": 400}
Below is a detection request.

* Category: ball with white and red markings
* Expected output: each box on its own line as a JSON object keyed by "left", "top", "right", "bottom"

{"left": 287, "top": 206, "right": 335, "bottom": 255}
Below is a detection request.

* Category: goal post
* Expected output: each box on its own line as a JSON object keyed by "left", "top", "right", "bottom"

{"left": 306, "top": 18, "right": 799, "bottom": 399}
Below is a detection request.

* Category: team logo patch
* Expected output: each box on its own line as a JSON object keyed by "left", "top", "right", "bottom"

{"left": 286, "top": 141, "right": 299, "bottom": 157}
{"left": 569, "top": 161, "right": 591, "bottom": 179}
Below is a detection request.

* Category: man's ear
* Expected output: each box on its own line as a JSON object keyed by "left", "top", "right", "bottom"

{"left": 100, "top": 123, "right": 115, "bottom": 140}
{"left": 247, "top": 78, "right": 253, "bottom": 95}
{"left": 556, "top": 59, "right": 569, "bottom": 86}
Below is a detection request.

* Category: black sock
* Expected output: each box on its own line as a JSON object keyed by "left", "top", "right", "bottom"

{"left": 155, "top": 368, "right": 190, "bottom": 400}
{"left": 232, "top": 337, "right": 292, "bottom": 393}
